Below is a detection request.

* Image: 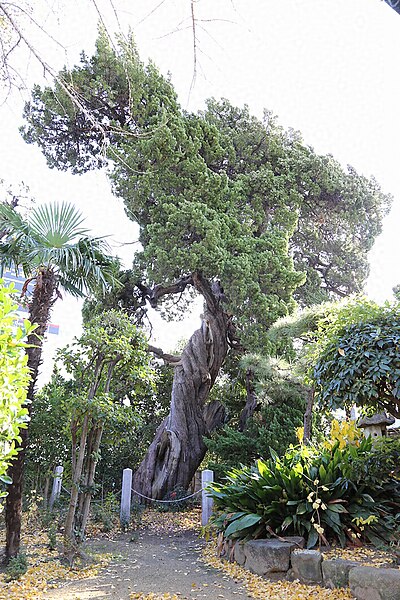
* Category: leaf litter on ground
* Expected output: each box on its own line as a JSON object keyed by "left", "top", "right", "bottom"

{"left": 0, "top": 506, "right": 397, "bottom": 600}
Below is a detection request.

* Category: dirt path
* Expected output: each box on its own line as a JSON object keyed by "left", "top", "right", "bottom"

{"left": 43, "top": 522, "right": 250, "bottom": 600}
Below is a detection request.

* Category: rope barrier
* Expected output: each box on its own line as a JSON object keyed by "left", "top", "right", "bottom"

{"left": 131, "top": 487, "right": 204, "bottom": 503}
{"left": 61, "top": 485, "right": 71, "bottom": 496}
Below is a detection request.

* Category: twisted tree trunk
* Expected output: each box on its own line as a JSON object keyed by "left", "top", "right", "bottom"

{"left": 133, "top": 272, "right": 231, "bottom": 499}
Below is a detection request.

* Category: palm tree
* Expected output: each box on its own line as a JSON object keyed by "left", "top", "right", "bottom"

{"left": 0, "top": 201, "right": 117, "bottom": 560}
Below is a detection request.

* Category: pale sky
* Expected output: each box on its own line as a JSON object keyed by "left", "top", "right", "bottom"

{"left": 1, "top": 0, "right": 399, "bottom": 381}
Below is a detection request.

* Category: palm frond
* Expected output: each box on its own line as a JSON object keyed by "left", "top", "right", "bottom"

{"left": 0, "top": 200, "right": 118, "bottom": 298}
{"left": 57, "top": 237, "right": 118, "bottom": 295}
{"left": 28, "top": 202, "right": 90, "bottom": 247}
{"left": 0, "top": 203, "right": 36, "bottom": 277}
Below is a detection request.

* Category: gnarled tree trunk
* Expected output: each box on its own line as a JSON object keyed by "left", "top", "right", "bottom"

{"left": 133, "top": 273, "right": 231, "bottom": 499}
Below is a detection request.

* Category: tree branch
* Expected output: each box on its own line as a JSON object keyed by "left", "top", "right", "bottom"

{"left": 147, "top": 344, "right": 182, "bottom": 365}
{"left": 137, "top": 274, "right": 193, "bottom": 308}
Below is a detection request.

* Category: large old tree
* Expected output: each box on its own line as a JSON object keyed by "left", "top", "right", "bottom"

{"left": 20, "top": 33, "right": 391, "bottom": 498}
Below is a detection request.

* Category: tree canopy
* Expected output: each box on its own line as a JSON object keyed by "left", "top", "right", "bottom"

{"left": 21, "top": 32, "right": 391, "bottom": 350}
{"left": 313, "top": 301, "right": 400, "bottom": 418}
{"left": 18, "top": 32, "right": 393, "bottom": 498}
{"left": 269, "top": 297, "right": 400, "bottom": 418}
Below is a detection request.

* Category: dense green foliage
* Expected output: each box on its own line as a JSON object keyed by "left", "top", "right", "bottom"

{"left": 26, "top": 374, "right": 70, "bottom": 490}
{"left": 205, "top": 404, "right": 303, "bottom": 480}
{"left": 26, "top": 310, "right": 166, "bottom": 501}
{"left": 0, "top": 282, "right": 33, "bottom": 501}
{"left": 60, "top": 310, "right": 156, "bottom": 545}
{"left": 268, "top": 297, "right": 400, "bottom": 417}
{"left": 209, "top": 435, "right": 400, "bottom": 549}
{"left": 205, "top": 356, "right": 307, "bottom": 477}
{"left": 27, "top": 361, "right": 171, "bottom": 495}
{"left": 199, "top": 100, "right": 390, "bottom": 305}
{"left": 21, "top": 32, "right": 390, "bottom": 350}
{"left": 313, "top": 302, "right": 400, "bottom": 417}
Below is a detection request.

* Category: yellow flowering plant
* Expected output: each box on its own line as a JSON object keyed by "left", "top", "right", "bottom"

{"left": 209, "top": 431, "right": 400, "bottom": 549}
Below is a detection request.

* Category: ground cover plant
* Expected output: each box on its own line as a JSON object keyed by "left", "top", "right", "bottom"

{"left": 209, "top": 422, "right": 400, "bottom": 549}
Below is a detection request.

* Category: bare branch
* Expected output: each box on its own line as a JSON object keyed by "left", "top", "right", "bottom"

{"left": 137, "top": 275, "right": 194, "bottom": 308}
{"left": 136, "top": 0, "right": 169, "bottom": 27}
{"left": 188, "top": 0, "right": 197, "bottom": 103}
{"left": 89, "top": 0, "right": 117, "bottom": 51}
{"left": 147, "top": 344, "right": 182, "bottom": 365}
{"left": 108, "top": 0, "right": 123, "bottom": 33}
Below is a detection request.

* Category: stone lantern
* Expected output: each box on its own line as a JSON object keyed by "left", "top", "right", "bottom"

{"left": 357, "top": 413, "right": 395, "bottom": 439}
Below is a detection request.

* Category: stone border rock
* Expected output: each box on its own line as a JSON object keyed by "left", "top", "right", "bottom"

{"left": 221, "top": 537, "right": 400, "bottom": 600}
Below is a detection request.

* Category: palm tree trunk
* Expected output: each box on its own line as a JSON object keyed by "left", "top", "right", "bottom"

{"left": 5, "top": 268, "right": 57, "bottom": 560}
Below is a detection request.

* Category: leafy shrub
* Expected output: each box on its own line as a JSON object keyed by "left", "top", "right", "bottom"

{"left": 5, "top": 553, "right": 28, "bottom": 581}
{"left": 0, "top": 282, "right": 34, "bottom": 501}
{"left": 209, "top": 433, "right": 400, "bottom": 548}
{"left": 92, "top": 492, "right": 119, "bottom": 532}
{"left": 47, "top": 524, "right": 57, "bottom": 551}
{"left": 351, "top": 436, "right": 400, "bottom": 484}
{"left": 205, "top": 399, "right": 305, "bottom": 480}
{"left": 312, "top": 302, "right": 400, "bottom": 416}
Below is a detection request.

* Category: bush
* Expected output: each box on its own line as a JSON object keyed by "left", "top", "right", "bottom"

{"left": 209, "top": 430, "right": 400, "bottom": 549}
{"left": 205, "top": 399, "right": 305, "bottom": 480}
{"left": 5, "top": 553, "right": 28, "bottom": 581}
{"left": 92, "top": 492, "right": 119, "bottom": 532}
{"left": 0, "top": 281, "right": 34, "bottom": 501}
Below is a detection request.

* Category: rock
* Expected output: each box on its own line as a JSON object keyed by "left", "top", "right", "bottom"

{"left": 349, "top": 566, "right": 400, "bottom": 600}
{"left": 291, "top": 549, "right": 322, "bottom": 583}
{"left": 281, "top": 536, "right": 305, "bottom": 549}
{"left": 322, "top": 558, "right": 358, "bottom": 588}
{"left": 244, "top": 539, "right": 297, "bottom": 575}
{"left": 233, "top": 541, "right": 246, "bottom": 566}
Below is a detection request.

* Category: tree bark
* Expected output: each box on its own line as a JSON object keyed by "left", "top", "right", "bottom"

{"left": 43, "top": 475, "right": 50, "bottom": 510}
{"left": 5, "top": 268, "right": 57, "bottom": 560}
{"left": 132, "top": 272, "right": 231, "bottom": 499}
{"left": 78, "top": 425, "right": 104, "bottom": 536}
{"left": 64, "top": 414, "right": 90, "bottom": 545}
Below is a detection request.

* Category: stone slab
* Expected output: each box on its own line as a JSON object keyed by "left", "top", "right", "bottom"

{"left": 349, "top": 566, "right": 400, "bottom": 600}
{"left": 244, "top": 539, "right": 296, "bottom": 575}
{"left": 291, "top": 549, "right": 322, "bottom": 583}
{"left": 322, "top": 558, "right": 358, "bottom": 589}
{"left": 281, "top": 536, "right": 305, "bottom": 549}
{"left": 233, "top": 541, "right": 246, "bottom": 566}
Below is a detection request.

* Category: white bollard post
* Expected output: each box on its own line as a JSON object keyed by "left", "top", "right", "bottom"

{"left": 120, "top": 468, "right": 133, "bottom": 528}
{"left": 201, "top": 469, "right": 214, "bottom": 526}
{"left": 49, "top": 465, "right": 63, "bottom": 511}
